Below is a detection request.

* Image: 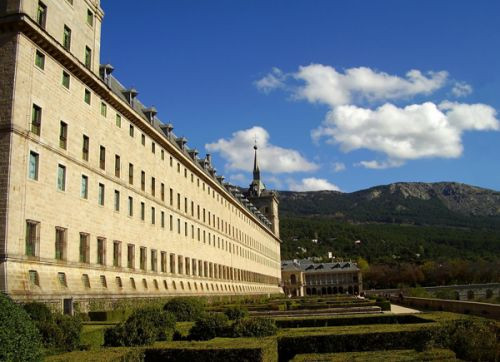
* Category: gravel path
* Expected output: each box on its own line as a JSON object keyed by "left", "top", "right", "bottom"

{"left": 388, "top": 303, "right": 420, "bottom": 314}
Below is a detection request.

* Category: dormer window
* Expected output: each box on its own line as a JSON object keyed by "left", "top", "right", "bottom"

{"left": 123, "top": 88, "right": 138, "bottom": 106}
{"left": 143, "top": 107, "right": 157, "bottom": 123}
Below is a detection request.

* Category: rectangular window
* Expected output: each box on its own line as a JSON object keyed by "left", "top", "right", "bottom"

{"left": 178, "top": 255, "right": 183, "bottom": 274}
{"left": 62, "top": 71, "right": 70, "bottom": 88}
{"left": 63, "top": 25, "right": 71, "bottom": 50}
{"left": 29, "top": 270, "right": 39, "bottom": 287}
{"left": 31, "top": 104, "right": 42, "bottom": 135}
{"left": 97, "top": 237, "right": 105, "bottom": 265}
{"left": 177, "top": 193, "right": 180, "bottom": 210}
{"left": 170, "top": 254, "right": 175, "bottom": 273}
{"left": 28, "top": 151, "right": 39, "bottom": 180}
{"left": 141, "top": 171, "right": 145, "bottom": 191}
{"left": 161, "top": 183, "right": 165, "bottom": 202}
{"left": 99, "top": 146, "right": 105, "bottom": 170}
{"left": 169, "top": 215, "right": 173, "bottom": 231}
{"left": 116, "top": 276, "right": 123, "bottom": 288}
{"left": 127, "top": 244, "right": 135, "bottom": 269}
{"left": 100, "top": 275, "right": 107, "bottom": 288}
{"left": 141, "top": 134, "right": 145, "bottom": 146}
{"left": 100, "top": 101, "right": 107, "bottom": 117}
{"left": 87, "top": 9, "right": 94, "bottom": 26}
{"left": 55, "top": 227, "right": 66, "bottom": 261}
{"left": 129, "top": 125, "right": 134, "bottom": 137}
{"left": 140, "top": 247, "right": 146, "bottom": 270}
{"left": 140, "top": 202, "right": 145, "bottom": 220}
{"left": 115, "top": 155, "right": 120, "bottom": 177}
{"left": 151, "top": 142, "right": 155, "bottom": 154}
{"left": 82, "top": 274, "right": 90, "bottom": 288}
{"left": 169, "top": 188, "right": 173, "bottom": 206}
{"left": 161, "top": 150, "right": 164, "bottom": 160}
{"left": 58, "top": 272, "right": 67, "bottom": 287}
{"left": 161, "top": 252, "right": 167, "bottom": 273}
{"left": 114, "top": 190, "right": 120, "bottom": 211}
{"left": 98, "top": 183, "right": 105, "bottom": 206}
{"left": 115, "top": 114, "right": 121, "bottom": 127}
{"left": 59, "top": 121, "right": 67, "bottom": 149}
{"left": 37, "top": 1, "right": 47, "bottom": 28}
{"left": 151, "top": 177, "right": 155, "bottom": 196}
{"left": 151, "top": 249, "right": 157, "bottom": 272}
{"left": 161, "top": 211, "right": 165, "bottom": 228}
{"left": 35, "top": 50, "right": 45, "bottom": 69}
{"left": 151, "top": 207, "right": 155, "bottom": 224}
{"left": 81, "top": 175, "right": 88, "bottom": 199}
{"left": 57, "top": 164, "right": 66, "bottom": 191}
{"left": 85, "top": 46, "right": 92, "bottom": 69}
{"left": 79, "top": 233, "right": 89, "bottom": 263}
{"left": 82, "top": 135, "right": 89, "bottom": 161}
{"left": 128, "top": 163, "right": 133, "bottom": 184}
{"left": 84, "top": 89, "right": 91, "bottom": 104}
{"left": 26, "top": 220, "right": 40, "bottom": 256}
{"left": 128, "top": 196, "right": 133, "bottom": 216}
{"left": 113, "top": 241, "right": 121, "bottom": 267}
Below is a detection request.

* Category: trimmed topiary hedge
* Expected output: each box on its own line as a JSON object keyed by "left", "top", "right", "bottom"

{"left": 277, "top": 327, "right": 438, "bottom": 362}
{"left": 164, "top": 297, "right": 205, "bottom": 322}
{"left": 187, "top": 313, "right": 230, "bottom": 341}
{"left": 231, "top": 317, "right": 278, "bottom": 337}
{"left": 275, "top": 314, "right": 428, "bottom": 329}
{"left": 88, "top": 309, "right": 132, "bottom": 322}
{"left": 104, "top": 307, "right": 176, "bottom": 346}
{"left": 290, "top": 348, "right": 458, "bottom": 361}
{"left": 0, "top": 294, "right": 42, "bottom": 361}
{"left": 224, "top": 306, "right": 249, "bottom": 320}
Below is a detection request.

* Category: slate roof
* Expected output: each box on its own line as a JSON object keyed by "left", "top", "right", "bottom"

{"left": 281, "top": 259, "right": 359, "bottom": 273}
{"left": 103, "top": 72, "right": 274, "bottom": 230}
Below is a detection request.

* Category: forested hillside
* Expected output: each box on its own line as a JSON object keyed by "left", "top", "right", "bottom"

{"left": 277, "top": 182, "right": 500, "bottom": 287}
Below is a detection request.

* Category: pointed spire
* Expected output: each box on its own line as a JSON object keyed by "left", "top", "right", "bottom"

{"left": 253, "top": 142, "right": 260, "bottom": 181}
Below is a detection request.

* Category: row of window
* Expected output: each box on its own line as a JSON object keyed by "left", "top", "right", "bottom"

{"left": 36, "top": 1, "right": 94, "bottom": 68}
{"left": 30, "top": 44, "right": 277, "bottom": 260}
{"left": 28, "top": 269, "right": 275, "bottom": 295}
{"left": 27, "top": 140, "right": 278, "bottom": 262}
{"left": 25, "top": 221, "right": 279, "bottom": 285}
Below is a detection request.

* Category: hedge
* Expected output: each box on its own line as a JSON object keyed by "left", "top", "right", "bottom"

{"left": 290, "top": 348, "right": 458, "bottom": 361}
{"left": 277, "top": 327, "right": 439, "bottom": 362}
{"left": 88, "top": 309, "right": 133, "bottom": 322}
{"left": 275, "top": 314, "right": 428, "bottom": 329}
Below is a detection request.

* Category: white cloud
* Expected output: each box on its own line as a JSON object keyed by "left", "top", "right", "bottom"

{"left": 228, "top": 173, "right": 248, "bottom": 185}
{"left": 312, "top": 101, "right": 499, "bottom": 168}
{"left": 452, "top": 81, "right": 473, "bottom": 97}
{"left": 205, "top": 126, "right": 318, "bottom": 174}
{"left": 356, "top": 160, "right": 404, "bottom": 169}
{"left": 332, "top": 162, "right": 346, "bottom": 172}
{"left": 256, "top": 64, "right": 448, "bottom": 105}
{"left": 288, "top": 177, "right": 340, "bottom": 192}
{"left": 254, "top": 67, "right": 287, "bottom": 94}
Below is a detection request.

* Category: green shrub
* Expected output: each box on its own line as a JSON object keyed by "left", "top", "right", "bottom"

{"left": 164, "top": 297, "right": 205, "bottom": 322}
{"left": 54, "top": 314, "right": 83, "bottom": 351}
{"left": 104, "top": 307, "right": 176, "bottom": 347}
{"left": 0, "top": 293, "right": 42, "bottom": 361}
{"left": 188, "top": 313, "right": 230, "bottom": 340}
{"left": 224, "top": 306, "right": 248, "bottom": 320}
{"left": 438, "top": 318, "right": 498, "bottom": 362}
{"left": 232, "top": 317, "right": 277, "bottom": 337}
{"left": 23, "top": 302, "right": 52, "bottom": 322}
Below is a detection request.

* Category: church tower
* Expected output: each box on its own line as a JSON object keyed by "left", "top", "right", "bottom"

{"left": 246, "top": 145, "right": 280, "bottom": 238}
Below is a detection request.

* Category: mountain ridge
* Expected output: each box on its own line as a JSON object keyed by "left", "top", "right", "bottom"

{"left": 277, "top": 182, "right": 500, "bottom": 228}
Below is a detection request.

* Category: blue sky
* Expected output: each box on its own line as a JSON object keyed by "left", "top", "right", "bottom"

{"left": 101, "top": 1, "right": 500, "bottom": 192}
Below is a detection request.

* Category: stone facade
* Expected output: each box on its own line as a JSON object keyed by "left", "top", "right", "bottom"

{"left": 281, "top": 260, "right": 362, "bottom": 297}
{"left": 0, "top": 0, "right": 282, "bottom": 312}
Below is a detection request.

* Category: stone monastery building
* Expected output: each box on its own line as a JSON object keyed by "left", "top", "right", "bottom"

{"left": 0, "top": 0, "right": 281, "bottom": 312}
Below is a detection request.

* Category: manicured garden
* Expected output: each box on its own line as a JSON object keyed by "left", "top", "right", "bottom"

{"left": 0, "top": 293, "right": 498, "bottom": 361}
